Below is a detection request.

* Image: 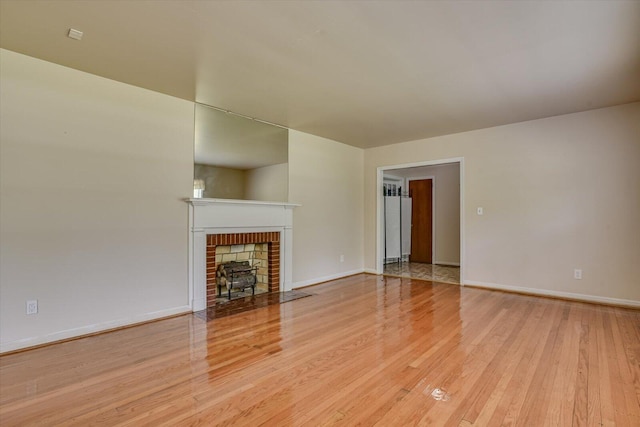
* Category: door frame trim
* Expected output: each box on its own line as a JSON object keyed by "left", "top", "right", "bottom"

{"left": 376, "top": 157, "right": 465, "bottom": 285}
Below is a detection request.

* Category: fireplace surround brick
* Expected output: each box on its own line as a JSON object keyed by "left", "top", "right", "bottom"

{"left": 206, "top": 232, "right": 280, "bottom": 307}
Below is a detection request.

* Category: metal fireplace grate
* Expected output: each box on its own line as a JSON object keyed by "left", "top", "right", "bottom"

{"left": 216, "top": 261, "right": 257, "bottom": 300}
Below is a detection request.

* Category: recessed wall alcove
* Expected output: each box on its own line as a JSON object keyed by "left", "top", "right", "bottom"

{"left": 186, "top": 199, "right": 298, "bottom": 312}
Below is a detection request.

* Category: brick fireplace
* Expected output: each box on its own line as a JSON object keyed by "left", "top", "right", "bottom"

{"left": 187, "top": 198, "right": 298, "bottom": 312}
{"left": 206, "top": 232, "right": 280, "bottom": 306}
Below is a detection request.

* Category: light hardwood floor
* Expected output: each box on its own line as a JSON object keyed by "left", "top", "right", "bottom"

{"left": 1, "top": 274, "right": 639, "bottom": 426}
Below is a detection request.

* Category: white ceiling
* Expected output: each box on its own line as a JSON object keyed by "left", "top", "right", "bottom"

{"left": 1, "top": 0, "right": 639, "bottom": 149}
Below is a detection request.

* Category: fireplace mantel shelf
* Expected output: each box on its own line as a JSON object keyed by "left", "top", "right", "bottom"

{"left": 186, "top": 198, "right": 300, "bottom": 208}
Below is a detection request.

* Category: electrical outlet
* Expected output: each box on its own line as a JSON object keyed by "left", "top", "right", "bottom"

{"left": 340, "top": 254, "right": 345, "bottom": 263}
{"left": 477, "top": 207, "right": 484, "bottom": 215}
{"left": 574, "top": 269, "right": 582, "bottom": 280}
{"left": 26, "top": 300, "right": 38, "bottom": 315}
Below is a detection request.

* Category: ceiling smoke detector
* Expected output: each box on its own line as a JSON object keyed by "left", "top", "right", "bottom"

{"left": 67, "top": 28, "right": 83, "bottom": 40}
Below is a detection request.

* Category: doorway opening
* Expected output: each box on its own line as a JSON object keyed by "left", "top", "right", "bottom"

{"left": 377, "top": 158, "right": 463, "bottom": 285}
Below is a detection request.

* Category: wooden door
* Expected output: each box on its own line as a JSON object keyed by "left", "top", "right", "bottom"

{"left": 409, "top": 179, "right": 432, "bottom": 263}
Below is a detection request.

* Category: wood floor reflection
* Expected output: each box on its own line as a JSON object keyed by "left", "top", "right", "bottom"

{"left": 196, "top": 290, "right": 313, "bottom": 320}
{"left": 384, "top": 261, "right": 461, "bottom": 284}
{"left": 1, "top": 274, "right": 639, "bottom": 425}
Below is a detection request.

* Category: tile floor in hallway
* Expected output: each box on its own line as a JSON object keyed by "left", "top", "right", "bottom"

{"left": 383, "top": 261, "right": 460, "bottom": 284}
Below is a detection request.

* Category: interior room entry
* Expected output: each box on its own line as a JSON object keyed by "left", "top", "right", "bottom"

{"left": 409, "top": 179, "right": 433, "bottom": 263}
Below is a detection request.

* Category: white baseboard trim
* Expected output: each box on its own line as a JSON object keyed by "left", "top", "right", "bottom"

{"left": 465, "top": 280, "right": 640, "bottom": 308}
{"left": 293, "top": 269, "right": 365, "bottom": 289}
{"left": 0, "top": 305, "right": 191, "bottom": 354}
{"left": 434, "top": 261, "right": 461, "bottom": 267}
{"left": 364, "top": 268, "right": 379, "bottom": 275}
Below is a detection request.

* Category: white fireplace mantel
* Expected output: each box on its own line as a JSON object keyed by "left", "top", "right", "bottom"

{"left": 186, "top": 198, "right": 299, "bottom": 312}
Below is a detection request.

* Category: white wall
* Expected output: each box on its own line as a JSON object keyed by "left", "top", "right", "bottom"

{"left": 289, "top": 131, "right": 364, "bottom": 287}
{"left": 0, "top": 49, "right": 194, "bottom": 352}
{"left": 244, "top": 163, "right": 288, "bottom": 202}
{"left": 386, "top": 163, "right": 460, "bottom": 264}
{"left": 365, "top": 103, "right": 640, "bottom": 304}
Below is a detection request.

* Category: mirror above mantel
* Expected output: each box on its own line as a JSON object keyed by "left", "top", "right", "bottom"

{"left": 194, "top": 103, "right": 289, "bottom": 202}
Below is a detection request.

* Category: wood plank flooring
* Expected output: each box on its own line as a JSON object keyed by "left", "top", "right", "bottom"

{"left": 1, "top": 274, "right": 639, "bottom": 426}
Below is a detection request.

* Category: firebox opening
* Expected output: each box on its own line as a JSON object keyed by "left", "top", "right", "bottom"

{"left": 216, "top": 244, "right": 269, "bottom": 294}
{"left": 206, "top": 232, "right": 281, "bottom": 307}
